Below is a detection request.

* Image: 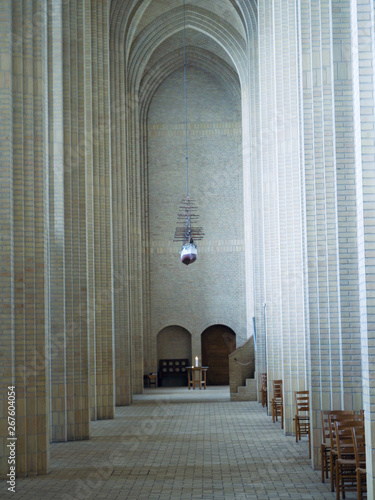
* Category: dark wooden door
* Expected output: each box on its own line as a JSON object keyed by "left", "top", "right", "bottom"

{"left": 201, "top": 325, "right": 236, "bottom": 385}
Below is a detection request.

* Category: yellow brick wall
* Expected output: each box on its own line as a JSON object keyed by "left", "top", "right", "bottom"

{"left": 2, "top": 0, "right": 375, "bottom": 487}
{"left": 145, "top": 65, "right": 247, "bottom": 372}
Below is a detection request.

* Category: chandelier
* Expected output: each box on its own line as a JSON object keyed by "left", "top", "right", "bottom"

{"left": 173, "top": 0, "right": 204, "bottom": 265}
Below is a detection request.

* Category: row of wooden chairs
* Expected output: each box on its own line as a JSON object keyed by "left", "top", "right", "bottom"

{"left": 262, "top": 376, "right": 310, "bottom": 456}
{"left": 321, "top": 409, "right": 366, "bottom": 499}
{"left": 261, "top": 377, "right": 366, "bottom": 499}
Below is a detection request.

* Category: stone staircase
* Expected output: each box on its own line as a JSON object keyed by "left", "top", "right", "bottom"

{"left": 230, "top": 376, "right": 257, "bottom": 401}
{"left": 228, "top": 336, "right": 256, "bottom": 402}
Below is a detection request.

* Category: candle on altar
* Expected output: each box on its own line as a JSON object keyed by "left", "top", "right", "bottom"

{"left": 195, "top": 356, "right": 199, "bottom": 367}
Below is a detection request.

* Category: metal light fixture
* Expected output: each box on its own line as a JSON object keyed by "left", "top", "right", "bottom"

{"left": 173, "top": 0, "right": 204, "bottom": 265}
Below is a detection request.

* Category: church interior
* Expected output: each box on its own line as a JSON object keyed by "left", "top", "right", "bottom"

{"left": 1, "top": 0, "right": 375, "bottom": 497}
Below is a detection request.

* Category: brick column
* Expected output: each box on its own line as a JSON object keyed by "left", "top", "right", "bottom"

{"left": 110, "top": 37, "right": 132, "bottom": 405}
{"left": 258, "top": 0, "right": 283, "bottom": 395}
{"left": 351, "top": 0, "right": 375, "bottom": 494}
{"left": 332, "top": 0, "right": 361, "bottom": 412}
{"left": 300, "top": 0, "right": 344, "bottom": 466}
{"left": 0, "top": 0, "right": 14, "bottom": 481}
{"left": 299, "top": 0, "right": 364, "bottom": 468}
{"left": 257, "top": 0, "right": 307, "bottom": 434}
{"left": 12, "top": 0, "right": 50, "bottom": 476}
{"left": 48, "top": 0, "right": 67, "bottom": 444}
{"left": 90, "top": 0, "right": 115, "bottom": 419}
{"left": 126, "top": 78, "right": 145, "bottom": 396}
{"left": 62, "top": 0, "right": 90, "bottom": 437}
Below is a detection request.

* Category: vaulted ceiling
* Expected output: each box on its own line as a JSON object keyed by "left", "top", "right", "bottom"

{"left": 109, "top": 0, "right": 256, "bottom": 96}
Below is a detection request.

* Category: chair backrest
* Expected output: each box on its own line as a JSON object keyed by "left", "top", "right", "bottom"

{"left": 351, "top": 426, "right": 366, "bottom": 469}
{"left": 328, "top": 411, "right": 358, "bottom": 450}
{"left": 321, "top": 410, "right": 332, "bottom": 445}
{"left": 322, "top": 411, "right": 352, "bottom": 444}
{"left": 295, "top": 391, "right": 309, "bottom": 416}
{"left": 335, "top": 419, "right": 364, "bottom": 460}
{"left": 261, "top": 373, "right": 267, "bottom": 389}
{"left": 273, "top": 379, "right": 283, "bottom": 401}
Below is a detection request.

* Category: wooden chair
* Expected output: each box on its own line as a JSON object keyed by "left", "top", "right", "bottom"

{"left": 327, "top": 410, "right": 357, "bottom": 491}
{"left": 294, "top": 390, "right": 311, "bottom": 458}
{"left": 146, "top": 374, "right": 157, "bottom": 388}
{"left": 272, "top": 380, "right": 283, "bottom": 429}
{"left": 321, "top": 410, "right": 333, "bottom": 483}
{"left": 260, "top": 373, "right": 267, "bottom": 407}
{"left": 335, "top": 419, "right": 364, "bottom": 500}
{"left": 352, "top": 426, "right": 366, "bottom": 500}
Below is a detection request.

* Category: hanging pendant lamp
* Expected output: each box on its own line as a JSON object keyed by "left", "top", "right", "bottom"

{"left": 173, "top": 0, "right": 204, "bottom": 265}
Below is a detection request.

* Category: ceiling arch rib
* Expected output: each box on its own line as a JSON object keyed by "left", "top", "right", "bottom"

{"left": 146, "top": 28, "right": 235, "bottom": 82}
{"left": 127, "top": 6, "right": 247, "bottom": 91}
{"left": 139, "top": 47, "right": 241, "bottom": 121}
{"left": 110, "top": 0, "right": 248, "bottom": 49}
{"left": 110, "top": 0, "right": 152, "bottom": 47}
{"left": 229, "top": 0, "right": 258, "bottom": 38}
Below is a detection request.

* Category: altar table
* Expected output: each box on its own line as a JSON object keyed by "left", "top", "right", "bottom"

{"left": 187, "top": 366, "right": 208, "bottom": 390}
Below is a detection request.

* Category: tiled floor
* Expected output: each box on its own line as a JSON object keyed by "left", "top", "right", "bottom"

{"left": 2, "top": 387, "right": 347, "bottom": 499}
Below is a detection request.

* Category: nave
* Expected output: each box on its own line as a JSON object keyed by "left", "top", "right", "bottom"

{"left": 10, "top": 388, "right": 340, "bottom": 500}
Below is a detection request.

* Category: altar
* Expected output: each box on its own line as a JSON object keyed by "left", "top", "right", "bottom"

{"left": 187, "top": 366, "right": 208, "bottom": 390}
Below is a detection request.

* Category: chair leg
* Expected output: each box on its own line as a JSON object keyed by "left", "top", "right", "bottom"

{"left": 326, "top": 450, "right": 330, "bottom": 480}
{"left": 356, "top": 469, "right": 364, "bottom": 500}
{"left": 330, "top": 451, "right": 335, "bottom": 492}
{"left": 307, "top": 425, "right": 311, "bottom": 459}
{"left": 336, "top": 461, "right": 340, "bottom": 500}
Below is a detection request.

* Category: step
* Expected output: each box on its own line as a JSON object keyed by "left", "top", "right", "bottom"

{"left": 230, "top": 378, "right": 257, "bottom": 401}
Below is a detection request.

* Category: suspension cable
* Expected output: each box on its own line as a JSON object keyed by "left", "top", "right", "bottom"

{"left": 183, "top": 0, "right": 189, "bottom": 198}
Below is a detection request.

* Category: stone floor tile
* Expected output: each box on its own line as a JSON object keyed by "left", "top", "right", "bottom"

{"left": 1, "top": 387, "right": 353, "bottom": 499}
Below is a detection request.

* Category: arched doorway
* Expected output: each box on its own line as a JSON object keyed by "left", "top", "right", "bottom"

{"left": 157, "top": 326, "right": 192, "bottom": 387}
{"left": 201, "top": 325, "right": 236, "bottom": 385}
